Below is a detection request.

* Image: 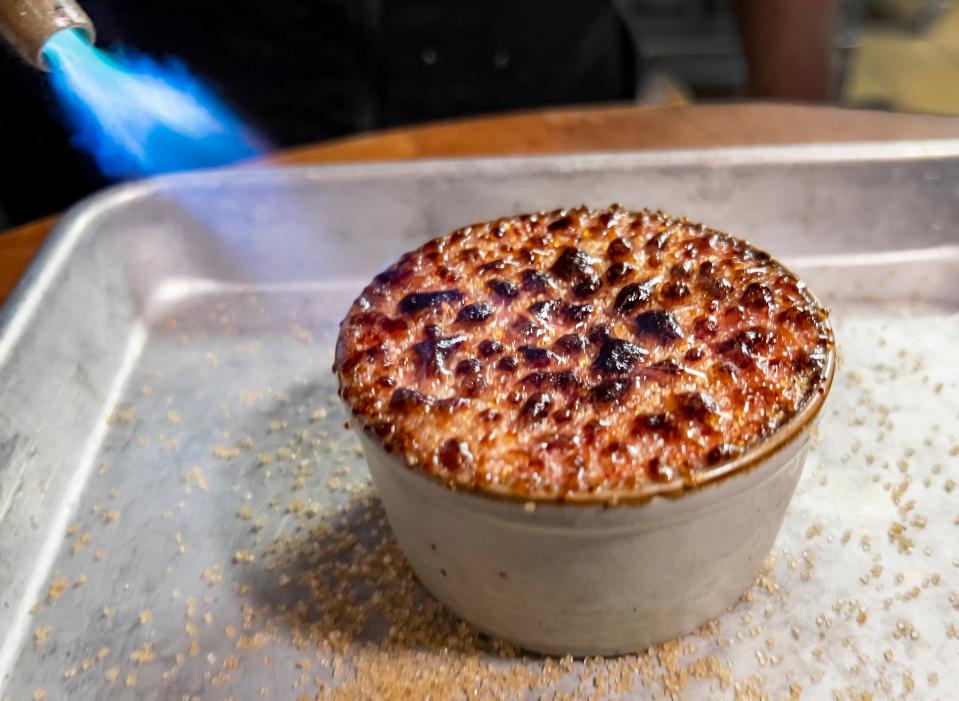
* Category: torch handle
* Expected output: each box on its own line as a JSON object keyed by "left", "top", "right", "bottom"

{"left": 0, "top": 0, "right": 94, "bottom": 69}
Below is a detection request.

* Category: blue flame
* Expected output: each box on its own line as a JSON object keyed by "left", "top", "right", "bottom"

{"left": 42, "top": 29, "right": 263, "bottom": 179}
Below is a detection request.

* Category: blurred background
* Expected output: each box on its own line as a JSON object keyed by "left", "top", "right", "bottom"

{"left": 1, "top": 0, "right": 958, "bottom": 229}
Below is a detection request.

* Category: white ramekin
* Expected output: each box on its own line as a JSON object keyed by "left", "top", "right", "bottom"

{"left": 351, "top": 350, "right": 835, "bottom": 656}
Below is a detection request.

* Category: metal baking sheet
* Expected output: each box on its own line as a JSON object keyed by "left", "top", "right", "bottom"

{"left": 2, "top": 142, "right": 958, "bottom": 700}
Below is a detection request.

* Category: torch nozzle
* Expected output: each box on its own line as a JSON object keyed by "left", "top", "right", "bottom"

{"left": 0, "top": 0, "right": 94, "bottom": 69}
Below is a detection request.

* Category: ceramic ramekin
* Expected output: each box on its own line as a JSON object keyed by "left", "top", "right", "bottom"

{"left": 350, "top": 338, "right": 834, "bottom": 656}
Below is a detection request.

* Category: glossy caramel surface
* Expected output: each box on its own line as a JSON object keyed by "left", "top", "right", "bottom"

{"left": 336, "top": 206, "right": 831, "bottom": 499}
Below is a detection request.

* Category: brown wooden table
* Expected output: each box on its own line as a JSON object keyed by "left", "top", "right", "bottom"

{"left": 2, "top": 103, "right": 959, "bottom": 306}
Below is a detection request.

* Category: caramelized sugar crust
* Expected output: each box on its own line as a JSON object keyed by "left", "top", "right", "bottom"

{"left": 336, "top": 206, "right": 832, "bottom": 499}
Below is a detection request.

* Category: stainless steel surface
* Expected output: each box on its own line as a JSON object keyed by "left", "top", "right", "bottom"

{"left": 1, "top": 142, "right": 958, "bottom": 699}
{"left": 0, "top": 0, "right": 94, "bottom": 69}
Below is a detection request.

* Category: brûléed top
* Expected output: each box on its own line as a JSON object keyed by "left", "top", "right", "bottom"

{"left": 335, "top": 205, "right": 832, "bottom": 501}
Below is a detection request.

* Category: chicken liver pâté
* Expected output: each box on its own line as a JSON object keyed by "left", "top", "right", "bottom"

{"left": 335, "top": 206, "right": 832, "bottom": 500}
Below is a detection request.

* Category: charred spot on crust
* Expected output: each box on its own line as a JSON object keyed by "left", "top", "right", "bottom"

{"left": 715, "top": 334, "right": 759, "bottom": 370}
{"left": 737, "top": 327, "right": 775, "bottom": 354}
{"left": 516, "top": 248, "right": 535, "bottom": 266}
{"left": 478, "top": 258, "right": 509, "bottom": 275}
{"left": 606, "top": 262, "right": 635, "bottom": 284}
{"left": 439, "top": 438, "right": 473, "bottom": 471}
{"left": 606, "top": 237, "right": 631, "bottom": 261}
{"left": 520, "top": 370, "right": 582, "bottom": 392}
{"left": 552, "top": 408, "right": 574, "bottom": 424}
{"left": 521, "top": 392, "right": 553, "bottom": 420}
{"left": 562, "top": 303, "right": 593, "bottom": 324}
{"left": 647, "top": 358, "right": 683, "bottom": 376}
{"left": 518, "top": 346, "right": 556, "bottom": 368}
{"left": 479, "top": 408, "right": 502, "bottom": 423}
{"left": 528, "top": 299, "right": 560, "bottom": 321}
{"left": 478, "top": 339, "right": 504, "bottom": 357}
{"left": 692, "top": 316, "right": 719, "bottom": 340}
{"left": 706, "top": 442, "right": 742, "bottom": 465}
{"left": 572, "top": 274, "right": 602, "bottom": 298}
{"left": 412, "top": 334, "right": 465, "bottom": 375}
{"left": 700, "top": 275, "right": 733, "bottom": 300}
{"left": 614, "top": 281, "right": 653, "bottom": 314}
{"left": 660, "top": 280, "right": 690, "bottom": 301}
{"left": 455, "top": 358, "right": 483, "bottom": 376}
{"left": 646, "top": 458, "right": 675, "bottom": 483}
{"left": 634, "top": 310, "right": 683, "bottom": 344}
{"left": 496, "top": 355, "right": 519, "bottom": 372}
{"left": 675, "top": 391, "right": 719, "bottom": 423}
{"left": 551, "top": 247, "right": 594, "bottom": 281}
{"left": 437, "top": 397, "right": 470, "bottom": 415}
{"left": 547, "top": 214, "right": 574, "bottom": 231}
{"left": 351, "top": 309, "right": 387, "bottom": 328}
{"left": 389, "top": 388, "right": 434, "bottom": 411}
{"left": 669, "top": 261, "right": 694, "bottom": 279}
{"left": 554, "top": 333, "right": 588, "bottom": 355}
{"left": 778, "top": 305, "right": 817, "bottom": 330}
{"left": 741, "top": 282, "right": 774, "bottom": 310}
{"left": 488, "top": 279, "right": 519, "bottom": 300}
{"left": 551, "top": 247, "right": 603, "bottom": 298}
{"left": 521, "top": 269, "right": 553, "bottom": 293}
{"left": 588, "top": 324, "right": 611, "bottom": 345}
{"left": 632, "top": 413, "right": 673, "bottom": 435}
{"left": 381, "top": 316, "right": 409, "bottom": 335}
{"left": 645, "top": 230, "right": 671, "bottom": 250}
{"left": 457, "top": 246, "right": 479, "bottom": 263}
{"left": 398, "top": 289, "right": 464, "bottom": 315}
{"left": 374, "top": 266, "right": 412, "bottom": 287}
{"left": 590, "top": 378, "right": 631, "bottom": 403}
{"left": 437, "top": 265, "right": 460, "bottom": 283}
{"left": 794, "top": 350, "right": 827, "bottom": 375}
{"left": 456, "top": 303, "right": 494, "bottom": 324}
{"left": 511, "top": 316, "right": 546, "bottom": 339}
{"left": 743, "top": 247, "right": 772, "bottom": 263}
{"left": 544, "top": 433, "right": 578, "bottom": 452}
{"left": 592, "top": 338, "right": 646, "bottom": 373}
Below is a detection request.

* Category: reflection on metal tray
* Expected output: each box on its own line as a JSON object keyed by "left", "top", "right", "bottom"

{"left": 1, "top": 142, "right": 958, "bottom": 700}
